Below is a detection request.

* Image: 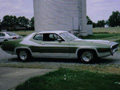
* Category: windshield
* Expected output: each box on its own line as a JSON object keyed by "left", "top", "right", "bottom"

{"left": 59, "top": 32, "right": 80, "bottom": 41}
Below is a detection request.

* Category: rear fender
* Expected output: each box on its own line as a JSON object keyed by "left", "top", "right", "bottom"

{"left": 15, "top": 47, "right": 33, "bottom": 56}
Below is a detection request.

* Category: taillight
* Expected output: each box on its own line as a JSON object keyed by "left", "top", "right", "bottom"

{"left": 13, "top": 37, "right": 17, "bottom": 39}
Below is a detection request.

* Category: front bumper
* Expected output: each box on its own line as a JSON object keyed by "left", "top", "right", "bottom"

{"left": 110, "top": 44, "right": 119, "bottom": 55}
{"left": 97, "top": 43, "right": 119, "bottom": 58}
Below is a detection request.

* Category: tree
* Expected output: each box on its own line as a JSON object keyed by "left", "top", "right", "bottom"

{"left": 87, "top": 16, "right": 93, "bottom": 24}
{"left": 0, "top": 19, "right": 1, "bottom": 24}
{"left": 30, "top": 17, "right": 34, "bottom": 30}
{"left": 108, "top": 11, "right": 120, "bottom": 27}
{"left": 96, "top": 20, "right": 105, "bottom": 27}
{"left": 17, "top": 16, "right": 29, "bottom": 27}
{"left": 0, "top": 19, "right": 1, "bottom": 30}
{"left": 1, "top": 15, "right": 17, "bottom": 30}
{"left": 92, "top": 22, "right": 97, "bottom": 28}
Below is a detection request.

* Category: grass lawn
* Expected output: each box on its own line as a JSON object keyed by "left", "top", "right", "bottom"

{"left": 93, "top": 27, "right": 120, "bottom": 34}
{"left": 81, "top": 33, "right": 120, "bottom": 40}
{"left": 13, "top": 30, "right": 34, "bottom": 36}
{"left": 115, "top": 40, "right": 120, "bottom": 45}
{"left": 16, "top": 68, "right": 120, "bottom": 90}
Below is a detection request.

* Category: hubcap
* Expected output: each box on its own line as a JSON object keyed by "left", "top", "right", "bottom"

{"left": 81, "top": 51, "right": 93, "bottom": 62}
{"left": 19, "top": 51, "right": 27, "bottom": 61}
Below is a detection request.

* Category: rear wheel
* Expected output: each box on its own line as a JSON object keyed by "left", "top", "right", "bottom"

{"left": 4, "top": 39, "right": 8, "bottom": 42}
{"left": 17, "top": 50, "right": 31, "bottom": 62}
{"left": 78, "top": 50, "right": 95, "bottom": 63}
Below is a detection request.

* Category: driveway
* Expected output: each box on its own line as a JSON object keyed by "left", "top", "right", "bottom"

{"left": 0, "top": 67, "right": 56, "bottom": 90}
{"left": 0, "top": 48, "right": 120, "bottom": 90}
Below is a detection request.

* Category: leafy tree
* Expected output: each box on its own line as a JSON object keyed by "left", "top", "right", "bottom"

{"left": 87, "top": 16, "right": 93, "bottom": 24}
{"left": 96, "top": 20, "right": 105, "bottom": 27}
{"left": 17, "top": 16, "right": 29, "bottom": 27}
{"left": 108, "top": 11, "right": 120, "bottom": 27}
{"left": 92, "top": 22, "right": 97, "bottom": 28}
{"left": 0, "top": 19, "right": 1, "bottom": 24}
{"left": 0, "top": 19, "right": 1, "bottom": 30}
{"left": 30, "top": 17, "right": 34, "bottom": 30}
{"left": 1, "top": 15, "right": 17, "bottom": 30}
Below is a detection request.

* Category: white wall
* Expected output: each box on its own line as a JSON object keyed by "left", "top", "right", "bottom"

{"left": 87, "top": 25, "right": 93, "bottom": 35}
{"left": 34, "top": 0, "right": 87, "bottom": 36}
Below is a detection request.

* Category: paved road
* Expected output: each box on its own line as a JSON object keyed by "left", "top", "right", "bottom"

{"left": 0, "top": 67, "right": 55, "bottom": 90}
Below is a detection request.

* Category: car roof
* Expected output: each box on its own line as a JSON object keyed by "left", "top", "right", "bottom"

{"left": 37, "top": 30, "right": 67, "bottom": 34}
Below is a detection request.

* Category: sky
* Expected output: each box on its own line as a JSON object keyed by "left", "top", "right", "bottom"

{"left": 87, "top": 0, "right": 120, "bottom": 22}
{"left": 0, "top": 0, "right": 120, "bottom": 23}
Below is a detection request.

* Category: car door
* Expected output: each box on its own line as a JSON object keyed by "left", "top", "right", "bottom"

{"left": 32, "top": 33, "right": 70, "bottom": 58}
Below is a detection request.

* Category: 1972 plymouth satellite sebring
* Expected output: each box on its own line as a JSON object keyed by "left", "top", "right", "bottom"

{"left": 1, "top": 31, "right": 119, "bottom": 63}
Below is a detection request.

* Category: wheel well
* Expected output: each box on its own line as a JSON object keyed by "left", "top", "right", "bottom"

{"left": 4, "top": 39, "right": 8, "bottom": 41}
{"left": 77, "top": 49, "right": 97, "bottom": 58}
{"left": 16, "top": 49, "right": 32, "bottom": 55}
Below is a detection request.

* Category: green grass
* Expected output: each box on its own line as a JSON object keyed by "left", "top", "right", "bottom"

{"left": 115, "top": 40, "right": 120, "bottom": 44}
{"left": 115, "top": 40, "right": 120, "bottom": 50}
{"left": 16, "top": 68, "right": 120, "bottom": 90}
{"left": 13, "top": 30, "right": 34, "bottom": 36}
{"left": 93, "top": 27, "right": 120, "bottom": 33}
{"left": 81, "top": 33, "right": 120, "bottom": 39}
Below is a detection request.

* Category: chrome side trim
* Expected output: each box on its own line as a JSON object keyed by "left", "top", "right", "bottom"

{"left": 32, "top": 52, "right": 74, "bottom": 59}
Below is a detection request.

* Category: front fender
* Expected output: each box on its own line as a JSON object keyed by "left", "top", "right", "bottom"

{"left": 76, "top": 47, "right": 98, "bottom": 57}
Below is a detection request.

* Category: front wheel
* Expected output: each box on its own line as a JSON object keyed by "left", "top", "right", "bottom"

{"left": 78, "top": 51, "right": 95, "bottom": 63}
{"left": 17, "top": 50, "right": 32, "bottom": 62}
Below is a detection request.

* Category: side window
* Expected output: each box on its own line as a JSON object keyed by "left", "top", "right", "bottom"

{"left": 43, "top": 34, "right": 54, "bottom": 41}
{"left": 49, "top": 34, "right": 58, "bottom": 41}
{"left": 0, "top": 33, "right": 5, "bottom": 37}
{"left": 43, "top": 33, "right": 64, "bottom": 41}
{"left": 33, "top": 34, "right": 43, "bottom": 41}
{"left": 54, "top": 34, "right": 64, "bottom": 41}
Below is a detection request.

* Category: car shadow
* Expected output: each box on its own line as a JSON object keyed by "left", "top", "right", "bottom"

{"left": 7, "top": 56, "right": 119, "bottom": 65}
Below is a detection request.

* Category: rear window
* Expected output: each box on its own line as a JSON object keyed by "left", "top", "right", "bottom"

{"left": 0, "top": 33, "right": 5, "bottom": 36}
{"left": 33, "top": 34, "right": 43, "bottom": 41}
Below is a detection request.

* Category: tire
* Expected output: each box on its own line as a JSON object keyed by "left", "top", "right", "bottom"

{"left": 78, "top": 50, "right": 95, "bottom": 63}
{"left": 17, "top": 50, "right": 31, "bottom": 62}
{"left": 4, "top": 39, "right": 8, "bottom": 42}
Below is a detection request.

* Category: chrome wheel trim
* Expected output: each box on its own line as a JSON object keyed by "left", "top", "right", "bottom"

{"left": 19, "top": 51, "right": 27, "bottom": 61}
{"left": 81, "top": 51, "right": 93, "bottom": 62}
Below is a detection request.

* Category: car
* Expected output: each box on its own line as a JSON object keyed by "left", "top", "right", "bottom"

{"left": 1, "top": 31, "right": 119, "bottom": 63}
{"left": 0, "top": 32, "right": 22, "bottom": 43}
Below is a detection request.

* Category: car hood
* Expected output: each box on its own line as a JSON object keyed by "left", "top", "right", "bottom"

{"left": 74, "top": 39, "right": 118, "bottom": 47}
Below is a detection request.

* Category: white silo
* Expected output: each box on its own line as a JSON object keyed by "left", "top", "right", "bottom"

{"left": 34, "top": 0, "right": 87, "bottom": 36}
